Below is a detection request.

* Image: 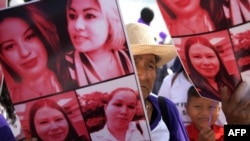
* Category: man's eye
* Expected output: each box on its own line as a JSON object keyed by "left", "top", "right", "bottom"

{"left": 147, "top": 64, "right": 156, "bottom": 70}
{"left": 194, "top": 105, "right": 201, "bottom": 108}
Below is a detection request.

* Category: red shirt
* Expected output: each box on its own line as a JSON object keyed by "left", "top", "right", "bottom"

{"left": 186, "top": 123, "right": 224, "bottom": 141}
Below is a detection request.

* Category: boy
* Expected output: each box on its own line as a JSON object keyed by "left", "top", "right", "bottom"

{"left": 186, "top": 86, "right": 223, "bottom": 141}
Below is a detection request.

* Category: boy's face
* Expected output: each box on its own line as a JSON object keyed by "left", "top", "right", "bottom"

{"left": 186, "top": 96, "right": 220, "bottom": 131}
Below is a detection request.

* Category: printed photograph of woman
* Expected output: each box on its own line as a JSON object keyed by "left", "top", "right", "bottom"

{"left": 14, "top": 91, "right": 89, "bottom": 141}
{"left": 90, "top": 87, "right": 149, "bottom": 141}
{"left": 76, "top": 75, "right": 150, "bottom": 141}
{"left": 0, "top": 2, "right": 76, "bottom": 103}
{"left": 172, "top": 31, "right": 241, "bottom": 101}
{"left": 156, "top": 0, "right": 229, "bottom": 36}
{"left": 222, "top": 0, "right": 250, "bottom": 26}
{"left": 0, "top": 0, "right": 7, "bottom": 9}
{"left": 65, "top": 0, "right": 133, "bottom": 87}
{"left": 230, "top": 22, "right": 250, "bottom": 81}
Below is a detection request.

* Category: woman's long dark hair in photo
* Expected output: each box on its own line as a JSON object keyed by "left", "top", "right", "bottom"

{"left": 0, "top": 3, "right": 77, "bottom": 90}
{"left": 184, "top": 36, "right": 238, "bottom": 101}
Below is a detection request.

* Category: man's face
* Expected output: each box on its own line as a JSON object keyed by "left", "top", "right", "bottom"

{"left": 134, "top": 54, "right": 157, "bottom": 99}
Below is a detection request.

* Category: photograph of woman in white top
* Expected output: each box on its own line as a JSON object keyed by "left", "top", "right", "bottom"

{"left": 90, "top": 87, "right": 150, "bottom": 141}
{"left": 0, "top": 3, "right": 76, "bottom": 103}
{"left": 65, "top": 0, "right": 133, "bottom": 87}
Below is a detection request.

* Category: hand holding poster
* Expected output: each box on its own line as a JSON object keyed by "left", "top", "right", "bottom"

{"left": 156, "top": 0, "right": 250, "bottom": 102}
{"left": 0, "top": 0, "right": 151, "bottom": 140}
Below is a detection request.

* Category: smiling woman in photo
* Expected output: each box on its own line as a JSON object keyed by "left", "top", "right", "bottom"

{"left": 90, "top": 87, "right": 149, "bottom": 141}
{"left": 29, "top": 99, "right": 84, "bottom": 141}
{"left": 157, "top": 0, "right": 228, "bottom": 36}
{"left": 184, "top": 36, "right": 239, "bottom": 101}
{"left": 0, "top": 3, "right": 76, "bottom": 103}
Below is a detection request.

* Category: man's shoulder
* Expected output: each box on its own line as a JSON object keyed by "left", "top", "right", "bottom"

{"left": 0, "top": 114, "right": 8, "bottom": 128}
{"left": 0, "top": 115, "right": 15, "bottom": 141}
{"left": 149, "top": 93, "right": 176, "bottom": 108}
{"left": 162, "top": 72, "right": 176, "bottom": 82}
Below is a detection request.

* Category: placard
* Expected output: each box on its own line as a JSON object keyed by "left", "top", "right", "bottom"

{"left": 0, "top": 0, "right": 151, "bottom": 140}
{"left": 156, "top": 0, "right": 250, "bottom": 101}
{"left": 0, "top": 0, "right": 7, "bottom": 9}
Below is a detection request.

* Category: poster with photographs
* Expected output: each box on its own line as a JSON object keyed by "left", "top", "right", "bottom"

{"left": 0, "top": 0, "right": 6, "bottom": 9}
{"left": 0, "top": 0, "right": 151, "bottom": 140}
{"left": 157, "top": 0, "right": 250, "bottom": 101}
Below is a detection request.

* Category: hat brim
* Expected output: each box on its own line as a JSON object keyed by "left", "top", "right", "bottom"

{"left": 131, "top": 44, "right": 177, "bottom": 67}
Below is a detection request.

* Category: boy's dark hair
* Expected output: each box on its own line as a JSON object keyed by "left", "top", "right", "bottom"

{"left": 187, "top": 86, "right": 201, "bottom": 104}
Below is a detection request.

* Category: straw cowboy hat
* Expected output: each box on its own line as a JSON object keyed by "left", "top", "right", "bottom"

{"left": 125, "top": 23, "right": 177, "bottom": 67}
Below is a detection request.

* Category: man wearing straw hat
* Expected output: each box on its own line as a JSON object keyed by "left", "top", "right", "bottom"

{"left": 125, "top": 23, "right": 189, "bottom": 141}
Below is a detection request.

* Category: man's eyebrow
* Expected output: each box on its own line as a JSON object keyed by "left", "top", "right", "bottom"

{"left": 149, "top": 57, "right": 157, "bottom": 64}
{"left": 149, "top": 60, "right": 156, "bottom": 64}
